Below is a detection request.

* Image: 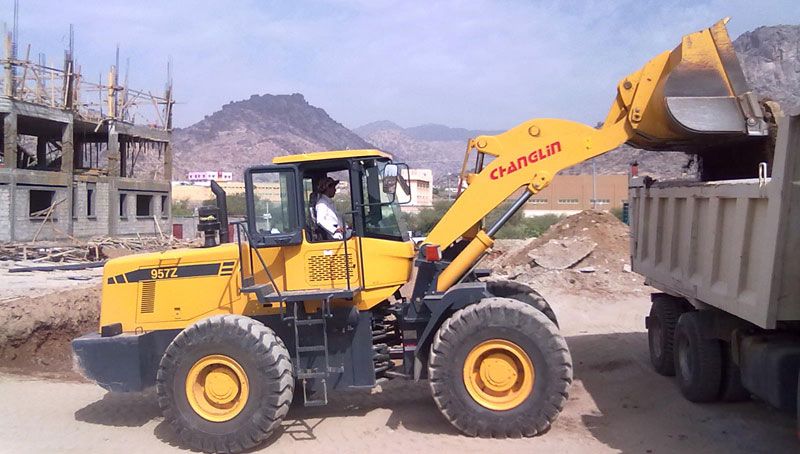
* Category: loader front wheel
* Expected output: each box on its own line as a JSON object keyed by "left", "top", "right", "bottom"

{"left": 157, "top": 315, "right": 293, "bottom": 453}
{"left": 429, "top": 298, "right": 572, "bottom": 437}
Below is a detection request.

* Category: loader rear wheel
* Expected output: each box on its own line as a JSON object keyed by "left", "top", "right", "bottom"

{"left": 429, "top": 297, "right": 572, "bottom": 437}
{"left": 157, "top": 315, "right": 293, "bottom": 453}
{"left": 674, "top": 311, "right": 722, "bottom": 402}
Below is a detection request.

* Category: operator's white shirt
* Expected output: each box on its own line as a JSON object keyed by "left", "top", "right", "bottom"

{"left": 315, "top": 194, "right": 345, "bottom": 240}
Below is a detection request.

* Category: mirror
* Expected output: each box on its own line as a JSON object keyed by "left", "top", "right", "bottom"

{"left": 382, "top": 163, "right": 399, "bottom": 194}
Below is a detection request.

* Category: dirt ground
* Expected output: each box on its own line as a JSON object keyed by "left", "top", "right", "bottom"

{"left": 0, "top": 288, "right": 796, "bottom": 453}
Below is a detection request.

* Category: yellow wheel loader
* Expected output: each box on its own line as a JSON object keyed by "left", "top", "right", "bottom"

{"left": 72, "top": 19, "right": 772, "bottom": 453}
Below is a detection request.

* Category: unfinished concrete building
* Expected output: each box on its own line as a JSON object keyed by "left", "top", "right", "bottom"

{"left": 0, "top": 31, "right": 174, "bottom": 242}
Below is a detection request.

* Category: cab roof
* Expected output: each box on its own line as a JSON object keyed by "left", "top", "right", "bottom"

{"left": 272, "top": 149, "right": 392, "bottom": 164}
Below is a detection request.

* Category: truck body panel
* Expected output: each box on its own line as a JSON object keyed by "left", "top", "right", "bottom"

{"left": 630, "top": 115, "right": 800, "bottom": 329}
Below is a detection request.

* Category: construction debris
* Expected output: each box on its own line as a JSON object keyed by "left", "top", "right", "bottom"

{"left": 0, "top": 236, "right": 200, "bottom": 263}
{"left": 484, "top": 210, "right": 645, "bottom": 296}
{"left": 528, "top": 238, "right": 596, "bottom": 270}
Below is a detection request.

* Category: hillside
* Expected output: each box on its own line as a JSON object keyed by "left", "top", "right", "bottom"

{"left": 171, "top": 94, "right": 373, "bottom": 178}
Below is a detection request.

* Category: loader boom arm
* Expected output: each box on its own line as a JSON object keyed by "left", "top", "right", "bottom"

{"left": 424, "top": 18, "right": 769, "bottom": 292}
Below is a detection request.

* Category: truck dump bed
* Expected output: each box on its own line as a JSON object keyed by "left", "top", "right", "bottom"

{"left": 629, "top": 115, "right": 800, "bottom": 329}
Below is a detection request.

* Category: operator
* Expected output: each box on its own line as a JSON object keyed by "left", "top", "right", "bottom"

{"left": 315, "top": 176, "right": 350, "bottom": 240}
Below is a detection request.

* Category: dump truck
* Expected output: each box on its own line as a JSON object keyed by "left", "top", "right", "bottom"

{"left": 71, "top": 19, "right": 771, "bottom": 453}
{"left": 631, "top": 109, "right": 800, "bottom": 421}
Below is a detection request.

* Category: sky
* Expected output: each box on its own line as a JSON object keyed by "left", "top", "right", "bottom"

{"left": 1, "top": 0, "right": 798, "bottom": 130}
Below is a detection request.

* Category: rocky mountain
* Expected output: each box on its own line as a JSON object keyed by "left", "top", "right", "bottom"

{"left": 735, "top": 24, "right": 800, "bottom": 115}
{"left": 171, "top": 94, "right": 373, "bottom": 178}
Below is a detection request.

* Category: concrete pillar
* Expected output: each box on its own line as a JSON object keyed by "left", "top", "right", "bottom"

{"left": 108, "top": 180, "right": 118, "bottom": 236}
{"left": 107, "top": 122, "right": 120, "bottom": 235}
{"left": 61, "top": 122, "right": 75, "bottom": 236}
{"left": 163, "top": 141, "right": 173, "bottom": 181}
{"left": 60, "top": 122, "right": 74, "bottom": 173}
{"left": 3, "top": 112, "right": 17, "bottom": 169}
{"left": 107, "top": 123, "right": 120, "bottom": 177}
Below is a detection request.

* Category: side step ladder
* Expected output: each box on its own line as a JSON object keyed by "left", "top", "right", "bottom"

{"left": 285, "top": 297, "right": 344, "bottom": 407}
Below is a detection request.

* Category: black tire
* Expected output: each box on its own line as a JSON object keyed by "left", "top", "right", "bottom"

{"left": 674, "top": 311, "right": 723, "bottom": 403}
{"left": 156, "top": 315, "right": 293, "bottom": 453}
{"left": 647, "top": 295, "right": 686, "bottom": 376}
{"left": 485, "top": 280, "right": 559, "bottom": 327}
{"left": 429, "top": 297, "right": 572, "bottom": 437}
{"left": 719, "top": 344, "right": 750, "bottom": 402}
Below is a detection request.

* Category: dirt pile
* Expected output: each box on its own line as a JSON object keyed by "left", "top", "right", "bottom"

{"left": 484, "top": 210, "right": 646, "bottom": 296}
{"left": 0, "top": 286, "right": 100, "bottom": 379}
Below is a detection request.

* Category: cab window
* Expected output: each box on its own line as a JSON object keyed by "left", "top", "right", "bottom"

{"left": 360, "top": 160, "right": 407, "bottom": 241}
{"left": 246, "top": 167, "right": 302, "bottom": 246}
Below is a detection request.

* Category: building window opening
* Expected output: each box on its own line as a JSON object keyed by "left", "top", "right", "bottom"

{"left": 161, "top": 195, "right": 168, "bottom": 218}
{"left": 87, "top": 186, "right": 96, "bottom": 217}
{"left": 137, "top": 194, "right": 154, "bottom": 217}
{"left": 119, "top": 193, "right": 128, "bottom": 218}
{"left": 30, "top": 189, "right": 55, "bottom": 217}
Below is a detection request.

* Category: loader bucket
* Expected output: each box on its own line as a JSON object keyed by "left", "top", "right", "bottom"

{"left": 623, "top": 18, "right": 769, "bottom": 151}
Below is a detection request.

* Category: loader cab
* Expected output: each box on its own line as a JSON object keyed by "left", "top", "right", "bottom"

{"left": 241, "top": 150, "right": 415, "bottom": 310}
{"left": 244, "top": 151, "right": 411, "bottom": 246}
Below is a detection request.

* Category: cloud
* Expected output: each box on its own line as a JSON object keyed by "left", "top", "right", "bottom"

{"left": 1, "top": 0, "right": 798, "bottom": 129}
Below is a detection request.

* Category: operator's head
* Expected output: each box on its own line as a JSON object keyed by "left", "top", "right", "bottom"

{"left": 317, "top": 176, "right": 339, "bottom": 197}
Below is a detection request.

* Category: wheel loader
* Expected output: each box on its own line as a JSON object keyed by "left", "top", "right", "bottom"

{"left": 72, "top": 19, "right": 772, "bottom": 452}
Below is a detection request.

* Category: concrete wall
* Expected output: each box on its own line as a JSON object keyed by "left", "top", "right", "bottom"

{"left": 72, "top": 181, "right": 111, "bottom": 238}
{"left": 12, "top": 184, "right": 71, "bottom": 241}
{"left": 116, "top": 189, "right": 170, "bottom": 237}
{"left": 0, "top": 184, "right": 10, "bottom": 241}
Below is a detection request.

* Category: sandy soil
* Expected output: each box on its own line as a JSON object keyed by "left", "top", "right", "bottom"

{"left": 0, "top": 288, "right": 796, "bottom": 453}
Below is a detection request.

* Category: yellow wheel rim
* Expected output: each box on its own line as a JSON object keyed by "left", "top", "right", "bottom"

{"left": 185, "top": 354, "right": 249, "bottom": 422}
{"left": 463, "top": 339, "right": 534, "bottom": 411}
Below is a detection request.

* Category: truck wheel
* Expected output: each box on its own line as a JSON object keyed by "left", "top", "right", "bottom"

{"left": 429, "top": 297, "right": 572, "bottom": 437}
{"left": 647, "top": 295, "right": 686, "bottom": 376}
{"left": 156, "top": 315, "right": 293, "bottom": 453}
{"left": 485, "top": 280, "right": 559, "bottom": 327}
{"left": 719, "top": 344, "right": 750, "bottom": 402}
{"left": 674, "top": 311, "right": 722, "bottom": 402}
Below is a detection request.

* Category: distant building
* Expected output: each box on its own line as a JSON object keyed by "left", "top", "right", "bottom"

{"left": 172, "top": 181, "right": 281, "bottom": 203}
{"left": 399, "top": 168, "right": 433, "bottom": 212}
{"left": 187, "top": 171, "right": 233, "bottom": 184}
{"left": 522, "top": 174, "right": 628, "bottom": 216}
